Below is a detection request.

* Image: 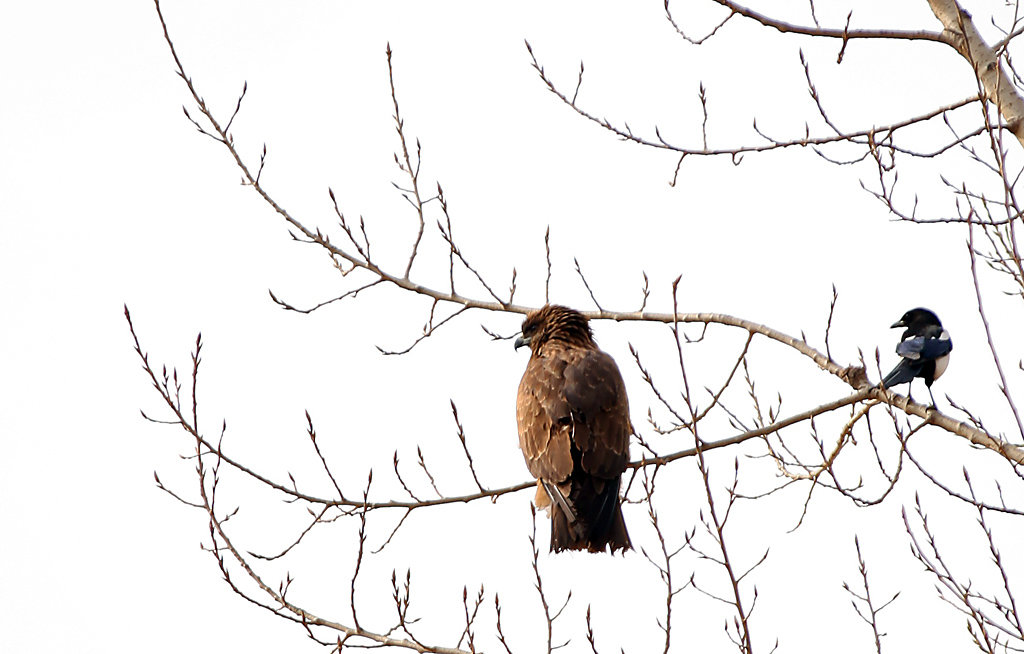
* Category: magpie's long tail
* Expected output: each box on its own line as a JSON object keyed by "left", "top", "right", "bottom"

{"left": 880, "top": 360, "right": 917, "bottom": 389}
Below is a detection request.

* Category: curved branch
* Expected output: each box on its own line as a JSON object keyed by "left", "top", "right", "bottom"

{"left": 692, "top": 0, "right": 948, "bottom": 44}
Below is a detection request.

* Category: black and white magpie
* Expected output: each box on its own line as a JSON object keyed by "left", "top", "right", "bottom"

{"left": 880, "top": 308, "right": 952, "bottom": 406}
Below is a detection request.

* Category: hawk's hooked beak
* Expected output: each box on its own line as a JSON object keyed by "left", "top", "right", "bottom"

{"left": 514, "top": 334, "right": 530, "bottom": 350}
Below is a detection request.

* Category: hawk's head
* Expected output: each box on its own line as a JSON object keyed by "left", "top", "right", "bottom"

{"left": 515, "top": 304, "right": 595, "bottom": 353}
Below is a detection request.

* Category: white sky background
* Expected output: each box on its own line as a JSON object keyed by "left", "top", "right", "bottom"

{"left": 3, "top": 0, "right": 1024, "bottom": 652}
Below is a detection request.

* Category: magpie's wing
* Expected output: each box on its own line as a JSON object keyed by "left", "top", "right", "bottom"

{"left": 896, "top": 335, "right": 952, "bottom": 362}
{"left": 920, "top": 336, "right": 952, "bottom": 361}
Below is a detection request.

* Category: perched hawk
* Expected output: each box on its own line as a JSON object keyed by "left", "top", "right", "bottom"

{"left": 514, "top": 304, "right": 632, "bottom": 554}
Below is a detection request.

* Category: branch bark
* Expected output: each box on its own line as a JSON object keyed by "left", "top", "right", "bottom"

{"left": 927, "top": 0, "right": 1024, "bottom": 147}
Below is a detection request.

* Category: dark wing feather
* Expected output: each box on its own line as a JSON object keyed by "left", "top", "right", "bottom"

{"left": 918, "top": 336, "right": 952, "bottom": 361}
{"left": 896, "top": 322, "right": 952, "bottom": 359}
{"left": 562, "top": 349, "right": 631, "bottom": 479}
{"left": 895, "top": 336, "right": 926, "bottom": 360}
{"left": 896, "top": 335, "right": 952, "bottom": 361}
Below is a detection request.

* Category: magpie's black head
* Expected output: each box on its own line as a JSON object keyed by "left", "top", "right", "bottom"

{"left": 891, "top": 308, "right": 942, "bottom": 337}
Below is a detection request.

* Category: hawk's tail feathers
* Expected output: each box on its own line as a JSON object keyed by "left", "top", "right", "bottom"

{"left": 550, "top": 476, "right": 631, "bottom": 554}
{"left": 540, "top": 480, "right": 585, "bottom": 538}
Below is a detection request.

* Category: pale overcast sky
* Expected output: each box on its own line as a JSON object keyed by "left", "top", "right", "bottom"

{"left": 3, "top": 1, "right": 1023, "bottom": 652}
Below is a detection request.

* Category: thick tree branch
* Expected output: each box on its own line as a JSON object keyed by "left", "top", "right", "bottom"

{"left": 928, "top": 0, "right": 1024, "bottom": 148}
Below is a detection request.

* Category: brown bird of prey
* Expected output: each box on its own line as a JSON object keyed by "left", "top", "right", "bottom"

{"left": 514, "top": 304, "right": 632, "bottom": 554}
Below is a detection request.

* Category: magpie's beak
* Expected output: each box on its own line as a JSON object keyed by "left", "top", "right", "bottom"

{"left": 514, "top": 334, "right": 529, "bottom": 350}
{"left": 890, "top": 319, "right": 906, "bottom": 329}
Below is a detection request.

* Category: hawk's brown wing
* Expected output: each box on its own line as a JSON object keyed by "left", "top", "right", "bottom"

{"left": 561, "top": 348, "right": 631, "bottom": 479}
{"left": 517, "top": 345, "right": 631, "bottom": 482}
